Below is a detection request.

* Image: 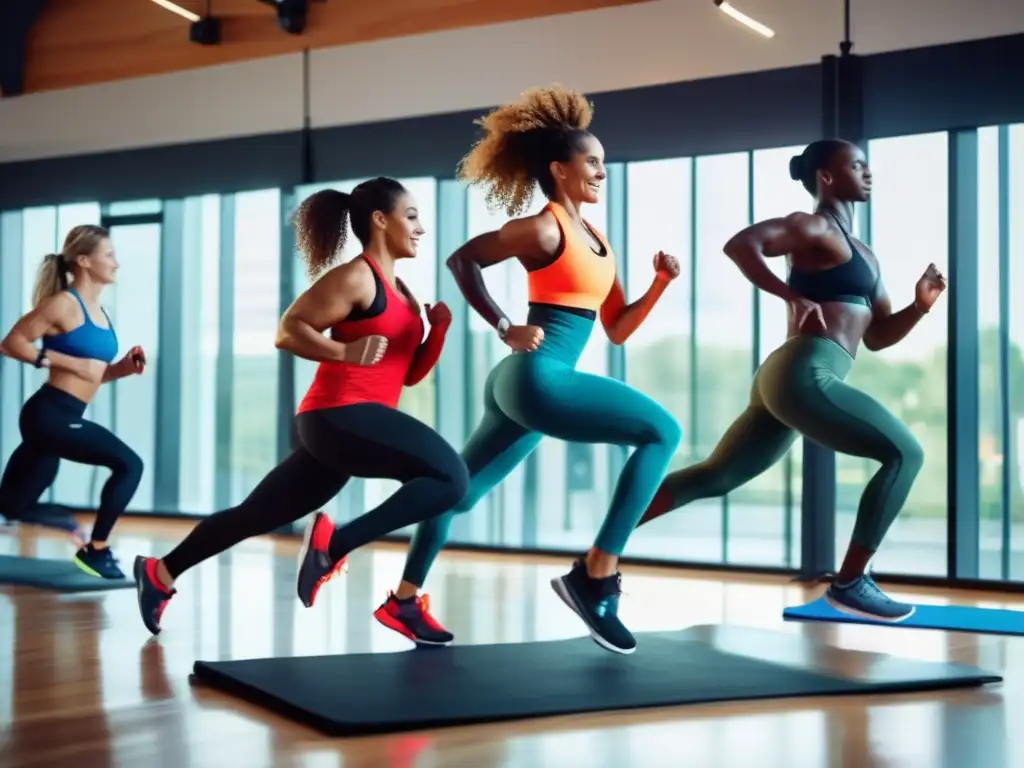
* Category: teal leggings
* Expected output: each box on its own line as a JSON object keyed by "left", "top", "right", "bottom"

{"left": 401, "top": 305, "right": 681, "bottom": 586}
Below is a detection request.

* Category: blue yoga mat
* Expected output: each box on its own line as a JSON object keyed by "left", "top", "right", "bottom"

{"left": 784, "top": 597, "right": 1024, "bottom": 636}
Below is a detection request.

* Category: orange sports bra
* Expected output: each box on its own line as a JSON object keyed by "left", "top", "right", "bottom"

{"left": 526, "top": 202, "right": 617, "bottom": 313}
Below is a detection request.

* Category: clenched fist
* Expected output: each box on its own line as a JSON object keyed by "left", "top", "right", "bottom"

{"left": 504, "top": 324, "right": 544, "bottom": 353}
{"left": 344, "top": 335, "right": 388, "bottom": 366}
{"left": 425, "top": 302, "right": 452, "bottom": 328}
{"left": 654, "top": 251, "right": 681, "bottom": 281}
{"left": 915, "top": 263, "right": 947, "bottom": 313}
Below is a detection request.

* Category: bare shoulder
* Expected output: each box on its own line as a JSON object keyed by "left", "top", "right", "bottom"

{"left": 499, "top": 209, "right": 561, "bottom": 258}
{"left": 321, "top": 256, "right": 374, "bottom": 292}
{"left": 784, "top": 211, "right": 830, "bottom": 239}
{"left": 39, "top": 291, "right": 78, "bottom": 320}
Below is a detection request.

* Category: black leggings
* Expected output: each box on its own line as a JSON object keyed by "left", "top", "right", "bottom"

{"left": 162, "top": 403, "right": 469, "bottom": 579}
{"left": 0, "top": 384, "right": 143, "bottom": 542}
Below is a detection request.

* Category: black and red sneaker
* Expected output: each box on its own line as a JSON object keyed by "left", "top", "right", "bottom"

{"left": 134, "top": 556, "right": 176, "bottom": 635}
{"left": 373, "top": 591, "right": 454, "bottom": 646}
{"left": 296, "top": 511, "right": 348, "bottom": 608}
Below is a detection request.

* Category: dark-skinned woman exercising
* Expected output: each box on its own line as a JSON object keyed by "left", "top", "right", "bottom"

{"left": 366, "top": 85, "right": 683, "bottom": 656}
{"left": 133, "top": 177, "right": 469, "bottom": 635}
{"left": 637, "top": 139, "right": 946, "bottom": 622}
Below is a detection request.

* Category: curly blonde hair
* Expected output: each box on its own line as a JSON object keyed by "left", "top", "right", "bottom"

{"left": 457, "top": 84, "right": 594, "bottom": 217}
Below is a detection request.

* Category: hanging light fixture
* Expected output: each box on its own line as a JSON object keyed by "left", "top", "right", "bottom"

{"left": 713, "top": 0, "right": 776, "bottom": 39}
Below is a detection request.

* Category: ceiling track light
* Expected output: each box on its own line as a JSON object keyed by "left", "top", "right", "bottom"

{"left": 149, "top": 0, "right": 221, "bottom": 46}
{"left": 713, "top": 0, "right": 776, "bottom": 39}
{"left": 149, "top": 0, "right": 201, "bottom": 23}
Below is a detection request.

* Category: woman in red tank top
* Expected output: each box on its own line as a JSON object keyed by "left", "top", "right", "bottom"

{"left": 132, "top": 177, "right": 469, "bottom": 635}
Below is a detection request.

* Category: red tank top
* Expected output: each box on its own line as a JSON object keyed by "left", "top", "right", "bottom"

{"left": 297, "top": 256, "right": 424, "bottom": 413}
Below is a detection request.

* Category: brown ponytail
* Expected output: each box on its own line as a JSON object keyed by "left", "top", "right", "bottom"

{"left": 292, "top": 189, "right": 352, "bottom": 279}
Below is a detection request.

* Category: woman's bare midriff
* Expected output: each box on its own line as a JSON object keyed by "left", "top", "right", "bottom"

{"left": 787, "top": 301, "right": 873, "bottom": 358}
{"left": 45, "top": 368, "right": 104, "bottom": 404}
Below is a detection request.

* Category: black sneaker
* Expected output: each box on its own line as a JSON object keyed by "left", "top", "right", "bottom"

{"left": 550, "top": 560, "right": 636, "bottom": 655}
{"left": 73, "top": 544, "right": 125, "bottom": 580}
{"left": 373, "top": 591, "right": 454, "bottom": 646}
{"left": 134, "top": 556, "right": 177, "bottom": 635}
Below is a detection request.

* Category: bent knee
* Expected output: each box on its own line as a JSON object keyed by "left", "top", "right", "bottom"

{"left": 646, "top": 410, "right": 683, "bottom": 451}
{"left": 899, "top": 435, "right": 925, "bottom": 474}
{"left": 429, "top": 451, "right": 471, "bottom": 509}
{"left": 113, "top": 450, "right": 144, "bottom": 481}
{"left": 442, "top": 461, "right": 471, "bottom": 509}
{"left": 879, "top": 432, "right": 924, "bottom": 475}
{"left": 450, "top": 470, "right": 495, "bottom": 513}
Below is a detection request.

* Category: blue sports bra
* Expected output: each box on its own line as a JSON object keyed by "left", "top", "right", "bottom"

{"left": 42, "top": 289, "right": 119, "bottom": 363}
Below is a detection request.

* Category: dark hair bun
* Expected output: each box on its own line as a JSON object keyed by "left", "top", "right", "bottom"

{"left": 788, "top": 155, "right": 803, "bottom": 181}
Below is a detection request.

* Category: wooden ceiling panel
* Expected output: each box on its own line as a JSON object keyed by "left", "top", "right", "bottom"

{"left": 23, "top": 0, "right": 649, "bottom": 94}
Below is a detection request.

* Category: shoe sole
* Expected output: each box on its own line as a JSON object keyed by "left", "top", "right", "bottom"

{"left": 373, "top": 610, "right": 453, "bottom": 647}
{"left": 72, "top": 554, "right": 125, "bottom": 581}
{"left": 133, "top": 557, "right": 161, "bottom": 636}
{"left": 824, "top": 591, "right": 916, "bottom": 623}
{"left": 296, "top": 513, "right": 321, "bottom": 608}
{"left": 550, "top": 576, "right": 635, "bottom": 655}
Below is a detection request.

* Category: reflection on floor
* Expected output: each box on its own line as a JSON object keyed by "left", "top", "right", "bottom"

{"left": 0, "top": 517, "right": 1022, "bottom": 768}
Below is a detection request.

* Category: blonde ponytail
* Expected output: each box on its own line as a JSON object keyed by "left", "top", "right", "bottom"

{"left": 32, "top": 224, "right": 110, "bottom": 308}
{"left": 31, "top": 253, "right": 68, "bottom": 308}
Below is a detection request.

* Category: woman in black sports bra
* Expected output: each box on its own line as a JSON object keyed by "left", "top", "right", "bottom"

{"left": 634, "top": 139, "right": 946, "bottom": 623}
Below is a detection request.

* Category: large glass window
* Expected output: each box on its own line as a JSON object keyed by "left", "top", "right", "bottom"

{"left": 178, "top": 195, "right": 221, "bottom": 513}
{"left": 1011, "top": 124, "right": 1024, "bottom": 580}
{"left": 691, "top": 152, "right": 753, "bottom": 565}
{"left": 230, "top": 189, "right": 281, "bottom": 504}
{"left": 94, "top": 216, "right": 163, "bottom": 511}
{"left": 843, "top": 133, "right": 949, "bottom": 576}
{"left": 978, "top": 125, "right": 1002, "bottom": 578}
{"left": 977, "top": 124, "right": 1024, "bottom": 580}
{"left": 623, "top": 158, "right": 697, "bottom": 559}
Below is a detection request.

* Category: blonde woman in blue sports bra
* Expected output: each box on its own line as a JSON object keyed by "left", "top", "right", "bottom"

{"left": 0, "top": 225, "right": 147, "bottom": 580}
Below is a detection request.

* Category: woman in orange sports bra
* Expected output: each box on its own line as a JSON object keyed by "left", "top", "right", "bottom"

{"left": 376, "top": 85, "right": 682, "bottom": 655}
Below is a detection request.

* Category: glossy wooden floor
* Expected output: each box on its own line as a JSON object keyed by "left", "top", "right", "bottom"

{"left": 1, "top": 519, "right": 1023, "bottom": 768}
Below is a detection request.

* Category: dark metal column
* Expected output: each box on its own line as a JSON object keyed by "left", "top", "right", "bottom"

{"left": 947, "top": 128, "right": 980, "bottom": 579}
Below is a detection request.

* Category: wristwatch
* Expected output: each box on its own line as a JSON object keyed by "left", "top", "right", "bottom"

{"left": 496, "top": 317, "right": 511, "bottom": 341}
{"left": 34, "top": 349, "right": 49, "bottom": 369}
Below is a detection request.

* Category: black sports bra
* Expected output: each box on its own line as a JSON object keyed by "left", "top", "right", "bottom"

{"left": 787, "top": 212, "right": 878, "bottom": 308}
